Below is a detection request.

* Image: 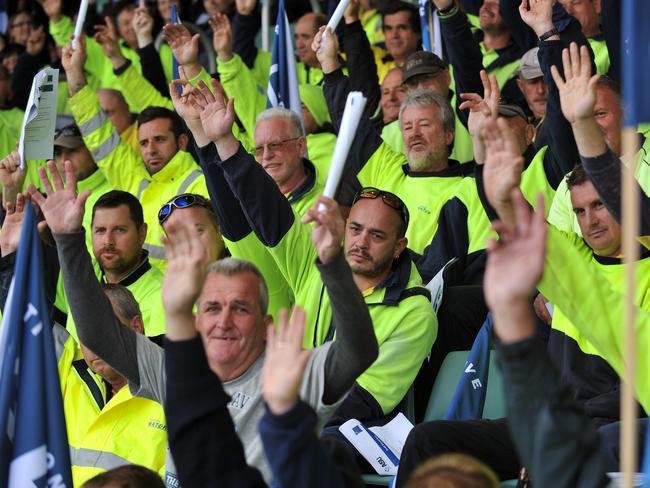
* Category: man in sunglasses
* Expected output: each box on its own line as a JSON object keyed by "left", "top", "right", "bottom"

{"left": 158, "top": 193, "right": 226, "bottom": 264}
{"left": 191, "top": 83, "right": 437, "bottom": 429}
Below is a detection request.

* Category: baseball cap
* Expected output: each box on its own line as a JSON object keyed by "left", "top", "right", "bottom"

{"left": 497, "top": 98, "right": 528, "bottom": 123}
{"left": 53, "top": 124, "right": 84, "bottom": 149}
{"left": 402, "top": 51, "right": 447, "bottom": 84}
{"left": 518, "top": 47, "right": 543, "bottom": 80}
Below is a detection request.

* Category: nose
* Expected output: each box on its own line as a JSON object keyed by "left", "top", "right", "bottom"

{"left": 356, "top": 231, "right": 371, "bottom": 249}
{"left": 215, "top": 307, "right": 234, "bottom": 329}
{"left": 536, "top": 82, "right": 546, "bottom": 95}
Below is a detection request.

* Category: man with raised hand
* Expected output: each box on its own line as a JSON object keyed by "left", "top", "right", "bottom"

{"left": 192, "top": 76, "right": 436, "bottom": 427}
{"left": 483, "top": 188, "right": 610, "bottom": 488}
{"left": 31, "top": 156, "right": 376, "bottom": 485}
{"left": 61, "top": 33, "right": 208, "bottom": 271}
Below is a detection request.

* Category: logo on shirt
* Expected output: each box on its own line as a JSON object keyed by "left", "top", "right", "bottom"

{"left": 417, "top": 205, "right": 431, "bottom": 215}
{"left": 228, "top": 391, "right": 252, "bottom": 410}
{"left": 148, "top": 419, "right": 167, "bottom": 431}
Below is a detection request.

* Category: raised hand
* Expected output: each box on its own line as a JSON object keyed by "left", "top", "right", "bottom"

{"left": 37, "top": 0, "right": 62, "bottom": 21}
{"left": 343, "top": 0, "right": 360, "bottom": 24}
{"left": 26, "top": 160, "right": 90, "bottom": 235}
{"left": 301, "top": 196, "right": 345, "bottom": 265}
{"left": 519, "top": 0, "right": 555, "bottom": 38}
{"left": 484, "top": 190, "right": 546, "bottom": 320}
{"left": 94, "top": 16, "right": 125, "bottom": 67}
{"left": 0, "top": 194, "right": 28, "bottom": 257}
{"left": 551, "top": 43, "right": 599, "bottom": 125}
{"left": 132, "top": 0, "right": 154, "bottom": 48}
{"left": 26, "top": 25, "right": 47, "bottom": 56}
{"left": 482, "top": 117, "right": 524, "bottom": 226}
{"left": 61, "top": 35, "right": 87, "bottom": 95}
{"left": 162, "top": 23, "right": 200, "bottom": 66}
{"left": 192, "top": 78, "right": 236, "bottom": 144}
{"left": 311, "top": 26, "right": 340, "bottom": 75}
{"left": 161, "top": 218, "right": 209, "bottom": 338}
{"left": 208, "top": 13, "right": 233, "bottom": 62}
{"left": 169, "top": 68, "right": 210, "bottom": 146}
{"left": 262, "top": 307, "right": 313, "bottom": 415}
{"left": 0, "top": 151, "right": 26, "bottom": 202}
{"left": 235, "top": 0, "right": 257, "bottom": 16}
{"left": 459, "top": 70, "right": 499, "bottom": 138}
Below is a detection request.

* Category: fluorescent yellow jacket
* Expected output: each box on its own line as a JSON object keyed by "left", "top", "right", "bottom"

{"left": 69, "top": 84, "right": 209, "bottom": 271}
{"left": 55, "top": 328, "right": 166, "bottom": 487}
{"left": 0, "top": 107, "right": 23, "bottom": 159}
{"left": 49, "top": 16, "right": 142, "bottom": 107}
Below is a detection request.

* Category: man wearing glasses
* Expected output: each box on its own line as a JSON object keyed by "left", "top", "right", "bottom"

{"left": 191, "top": 83, "right": 437, "bottom": 428}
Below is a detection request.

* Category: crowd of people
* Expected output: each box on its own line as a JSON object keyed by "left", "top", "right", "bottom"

{"left": 0, "top": 0, "right": 648, "bottom": 486}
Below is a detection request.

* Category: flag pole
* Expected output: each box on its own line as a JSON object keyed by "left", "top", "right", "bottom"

{"left": 427, "top": 2, "right": 435, "bottom": 54}
{"left": 621, "top": 127, "right": 640, "bottom": 488}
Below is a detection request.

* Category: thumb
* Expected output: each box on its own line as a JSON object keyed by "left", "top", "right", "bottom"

{"left": 77, "top": 190, "right": 91, "bottom": 208}
{"left": 191, "top": 33, "right": 200, "bottom": 51}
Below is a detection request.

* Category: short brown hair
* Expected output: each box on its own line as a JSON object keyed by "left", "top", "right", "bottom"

{"left": 566, "top": 164, "right": 589, "bottom": 190}
{"left": 81, "top": 464, "right": 165, "bottom": 488}
{"left": 405, "top": 453, "right": 500, "bottom": 488}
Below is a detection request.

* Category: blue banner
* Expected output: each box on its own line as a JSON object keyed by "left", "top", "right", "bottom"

{"left": 622, "top": 0, "right": 650, "bottom": 126}
{"left": 418, "top": 0, "right": 442, "bottom": 57}
{"left": 0, "top": 202, "right": 73, "bottom": 487}
{"left": 170, "top": 5, "right": 182, "bottom": 95}
{"left": 444, "top": 314, "right": 493, "bottom": 420}
{"left": 0, "top": 0, "right": 7, "bottom": 35}
{"left": 266, "top": 0, "right": 302, "bottom": 123}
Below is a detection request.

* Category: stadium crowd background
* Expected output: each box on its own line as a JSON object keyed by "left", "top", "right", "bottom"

{"left": 0, "top": 0, "right": 649, "bottom": 486}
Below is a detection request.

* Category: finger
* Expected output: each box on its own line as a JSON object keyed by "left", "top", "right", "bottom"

{"left": 191, "top": 33, "right": 200, "bottom": 51}
{"left": 77, "top": 189, "right": 91, "bottom": 209}
{"left": 225, "top": 97, "right": 235, "bottom": 120}
{"left": 15, "top": 193, "right": 25, "bottom": 214}
{"left": 549, "top": 65, "right": 564, "bottom": 88}
{"left": 301, "top": 208, "right": 317, "bottom": 224}
{"left": 265, "top": 323, "right": 277, "bottom": 351}
{"left": 480, "top": 70, "right": 490, "bottom": 95}
{"left": 276, "top": 308, "right": 289, "bottom": 344}
{"left": 5, "top": 200, "right": 14, "bottom": 215}
{"left": 569, "top": 42, "right": 580, "bottom": 81}
{"left": 288, "top": 306, "right": 306, "bottom": 346}
{"left": 63, "top": 160, "right": 78, "bottom": 191}
{"left": 38, "top": 166, "right": 54, "bottom": 195}
{"left": 140, "top": 0, "right": 145, "bottom": 8}
{"left": 26, "top": 184, "right": 46, "bottom": 208}
{"left": 106, "top": 16, "right": 117, "bottom": 35}
{"left": 561, "top": 46, "right": 572, "bottom": 80}
{"left": 579, "top": 44, "right": 591, "bottom": 79}
{"left": 511, "top": 188, "right": 531, "bottom": 236}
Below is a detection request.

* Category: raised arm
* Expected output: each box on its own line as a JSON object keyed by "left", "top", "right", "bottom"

{"left": 133, "top": 0, "right": 169, "bottom": 98}
{"left": 301, "top": 197, "right": 378, "bottom": 403}
{"left": 484, "top": 190, "right": 610, "bottom": 488}
{"left": 27, "top": 161, "right": 143, "bottom": 385}
{"left": 162, "top": 218, "right": 266, "bottom": 488}
{"left": 259, "top": 307, "right": 355, "bottom": 488}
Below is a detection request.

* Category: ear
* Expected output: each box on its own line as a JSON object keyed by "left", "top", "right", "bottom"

{"left": 445, "top": 129, "right": 455, "bottom": 148}
{"left": 393, "top": 236, "right": 408, "bottom": 259}
{"left": 178, "top": 133, "right": 189, "bottom": 151}
{"left": 525, "top": 123, "right": 535, "bottom": 147}
{"left": 139, "top": 222, "right": 148, "bottom": 246}
{"left": 297, "top": 136, "right": 308, "bottom": 157}
{"left": 516, "top": 78, "right": 523, "bottom": 92}
{"left": 130, "top": 315, "right": 145, "bottom": 335}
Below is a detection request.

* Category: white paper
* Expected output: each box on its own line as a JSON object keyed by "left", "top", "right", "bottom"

{"left": 339, "top": 413, "right": 414, "bottom": 476}
{"left": 319, "top": 91, "right": 366, "bottom": 211}
{"left": 72, "top": 0, "right": 89, "bottom": 49}
{"left": 326, "top": 0, "right": 351, "bottom": 32}
{"left": 18, "top": 68, "right": 59, "bottom": 169}
{"left": 425, "top": 257, "right": 459, "bottom": 313}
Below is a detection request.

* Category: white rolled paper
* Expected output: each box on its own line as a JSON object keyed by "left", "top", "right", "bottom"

{"left": 72, "top": 0, "right": 89, "bottom": 49}
{"left": 319, "top": 91, "right": 367, "bottom": 212}
{"left": 326, "top": 0, "right": 351, "bottom": 32}
{"left": 321, "top": 0, "right": 351, "bottom": 50}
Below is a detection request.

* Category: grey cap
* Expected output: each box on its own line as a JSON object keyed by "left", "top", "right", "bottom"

{"left": 53, "top": 124, "right": 84, "bottom": 149}
{"left": 402, "top": 51, "right": 447, "bottom": 84}
{"left": 518, "top": 47, "right": 543, "bottom": 80}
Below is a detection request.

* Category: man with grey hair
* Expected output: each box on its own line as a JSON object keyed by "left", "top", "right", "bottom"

{"left": 253, "top": 107, "right": 324, "bottom": 216}
{"left": 314, "top": 28, "right": 473, "bottom": 254}
{"left": 33, "top": 160, "right": 377, "bottom": 485}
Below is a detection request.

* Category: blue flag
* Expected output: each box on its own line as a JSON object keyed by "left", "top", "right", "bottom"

{"left": 444, "top": 314, "right": 493, "bottom": 420}
{"left": 418, "top": 0, "right": 442, "bottom": 57}
{"left": 170, "top": 5, "right": 182, "bottom": 96}
{"left": 266, "top": 0, "right": 303, "bottom": 124}
{"left": 0, "top": 202, "right": 73, "bottom": 487}
{"left": 622, "top": 0, "right": 650, "bottom": 126}
{"left": 0, "top": 0, "right": 7, "bottom": 35}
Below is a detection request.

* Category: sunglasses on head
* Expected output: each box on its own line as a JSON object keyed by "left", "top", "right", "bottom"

{"left": 158, "top": 193, "right": 214, "bottom": 225}
{"left": 353, "top": 187, "right": 410, "bottom": 228}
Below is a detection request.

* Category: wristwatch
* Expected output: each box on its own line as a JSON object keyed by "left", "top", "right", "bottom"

{"left": 538, "top": 27, "right": 559, "bottom": 41}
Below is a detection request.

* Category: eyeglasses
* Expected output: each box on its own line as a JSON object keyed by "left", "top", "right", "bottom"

{"left": 353, "top": 187, "right": 410, "bottom": 228}
{"left": 254, "top": 137, "right": 301, "bottom": 158}
{"left": 158, "top": 193, "right": 215, "bottom": 225}
{"left": 10, "top": 20, "right": 32, "bottom": 29}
